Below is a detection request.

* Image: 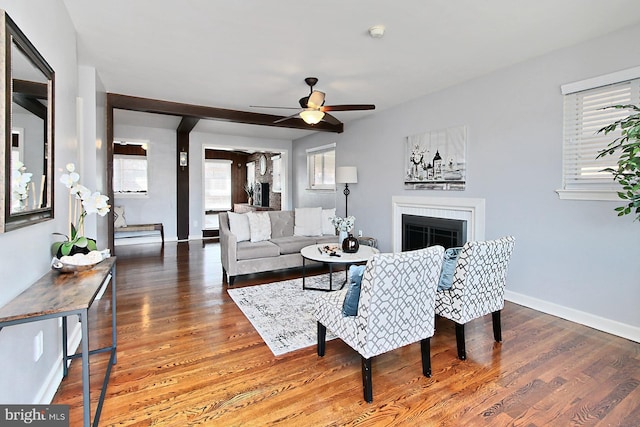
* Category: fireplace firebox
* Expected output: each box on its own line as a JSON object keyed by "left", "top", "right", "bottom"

{"left": 402, "top": 214, "right": 467, "bottom": 251}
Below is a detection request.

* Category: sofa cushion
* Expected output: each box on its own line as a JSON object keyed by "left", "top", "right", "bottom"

{"left": 236, "top": 240, "right": 281, "bottom": 261}
{"left": 342, "top": 265, "right": 366, "bottom": 316}
{"left": 269, "top": 210, "right": 295, "bottom": 238}
{"left": 270, "top": 236, "right": 317, "bottom": 255}
{"left": 321, "top": 208, "right": 336, "bottom": 235}
{"left": 114, "top": 206, "right": 127, "bottom": 228}
{"left": 438, "top": 247, "right": 462, "bottom": 290}
{"left": 294, "top": 207, "right": 323, "bottom": 236}
{"left": 247, "top": 211, "right": 271, "bottom": 242}
{"left": 228, "top": 211, "right": 251, "bottom": 242}
{"left": 316, "top": 235, "right": 339, "bottom": 245}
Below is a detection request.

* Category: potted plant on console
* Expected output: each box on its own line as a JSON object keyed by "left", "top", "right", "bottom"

{"left": 51, "top": 163, "right": 111, "bottom": 269}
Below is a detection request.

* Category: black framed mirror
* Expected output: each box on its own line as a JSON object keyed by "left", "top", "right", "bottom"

{"left": 1, "top": 10, "right": 55, "bottom": 232}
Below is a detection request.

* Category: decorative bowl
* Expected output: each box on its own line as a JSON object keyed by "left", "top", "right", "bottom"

{"left": 51, "top": 251, "right": 105, "bottom": 273}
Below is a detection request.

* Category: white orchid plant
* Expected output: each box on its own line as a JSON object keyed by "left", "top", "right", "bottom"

{"left": 330, "top": 215, "right": 355, "bottom": 232}
{"left": 52, "top": 163, "right": 111, "bottom": 257}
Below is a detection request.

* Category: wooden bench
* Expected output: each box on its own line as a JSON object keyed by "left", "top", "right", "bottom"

{"left": 115, "top": 223, "right": 164, "bottom": 243}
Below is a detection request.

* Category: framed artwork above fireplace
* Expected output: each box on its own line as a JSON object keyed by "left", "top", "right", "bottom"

{"left": 404, "top": 125, "right": 467, "bottom": 191}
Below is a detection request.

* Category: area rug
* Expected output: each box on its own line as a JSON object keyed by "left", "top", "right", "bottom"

{"left": 227, "top": 273, "right": 342, "bottom": 356}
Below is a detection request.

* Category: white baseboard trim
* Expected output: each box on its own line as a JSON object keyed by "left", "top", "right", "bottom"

{"left": 35, "top": 321, "right": 82, "bottom": 404}
{"left": 114, "top": 236, "right": 206, "bottom": 246}
{"left": 115, "top": 236, "right": 174, "bottom": 246}
{"left": 505, "top": 290, "right": 640, "bottom": 343}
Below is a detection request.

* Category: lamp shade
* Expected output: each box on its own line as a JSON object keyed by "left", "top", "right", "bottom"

{"left": 336, "top": 166, "right": 358, "bottom": 184}
{"left": 300, "top": 109, "right": 325, "bottom": 124}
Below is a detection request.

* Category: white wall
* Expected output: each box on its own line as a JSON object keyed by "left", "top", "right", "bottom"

{"left": 293, "top": 24, "right": 640, "bottom": 339}
{"left": 79, "top": 65, "right": 108, "bottom": 245}
{"left": 292, "top": 139, "right": 338, "bottom": 211}
{"left": 0, "top": 0, "right": 83, "bottom": 403}
{"left": 112, "top": 124, "right": 177, "bottom": 241}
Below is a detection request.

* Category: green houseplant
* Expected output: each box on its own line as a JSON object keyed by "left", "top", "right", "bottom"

{"left": 596, "top": 104, "right": 640, "bottom": 221}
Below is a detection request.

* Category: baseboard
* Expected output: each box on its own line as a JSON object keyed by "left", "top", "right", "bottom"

{"left": 505, "top": 290, "right": 640, "bottom": 343}
{"left": 34, "top": 321, "right": 82, "bottom": 404}
{"left": 114, "top": 236, "right": 173, "bottom": 246}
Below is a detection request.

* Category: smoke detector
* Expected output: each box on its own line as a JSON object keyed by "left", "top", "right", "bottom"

{"left": 368, "top": 25, "right": 385, "bottom": 39}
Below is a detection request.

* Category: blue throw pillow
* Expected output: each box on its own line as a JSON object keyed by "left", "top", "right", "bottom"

{"left": 438, "top": 247, "right": 463, "bottom": 291}
{"left": 342, "top": 265, "right": 366, "bottom": 316}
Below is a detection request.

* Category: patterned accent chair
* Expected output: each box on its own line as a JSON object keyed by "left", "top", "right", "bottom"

{"left": 314, "top": 245, "right": 445, "bottom": 403}
{"left": 435, "top": 236, "right": 515, "bottom": 360}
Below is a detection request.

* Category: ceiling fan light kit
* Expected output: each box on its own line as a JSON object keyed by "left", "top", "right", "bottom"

{"left": 300, "top": 109, "right": 325, "bottom": 125}
{"left": 256, "top": 76, "right": 375, "bottom": 126}
{"left": 307, "top": 91, "right": 325, "bottom": 109}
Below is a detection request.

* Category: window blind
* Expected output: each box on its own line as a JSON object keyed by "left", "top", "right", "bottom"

{"left": 113, "top": 154, "right": 148, "bottom": 193}
{"left": 562, "top": 78, "right": 640, "bottom": 192}
{"left": 204, "top": 159, "right": 232, "bottom": 211}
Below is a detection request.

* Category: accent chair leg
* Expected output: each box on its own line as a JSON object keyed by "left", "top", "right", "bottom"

{"left": 362, "top": 357, "right": 373, "bottom": 403}
{"left": 228, "top": 275, "right": 235, "bottom": 286}
{"left": 420, "top": 338, "right": 431, "bottom": 377}
{"left": 455, "top": 322, "right": 466, "bottom": 360}
{"left": 492, "top": 310, "right": 502, "bottom": 342}
{"left": 317, "top": 322, "right": 326, "bottom": 356}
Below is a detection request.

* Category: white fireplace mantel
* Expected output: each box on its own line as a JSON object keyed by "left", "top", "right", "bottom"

{"left": 392, "top": 196, "right": 485, "bottom": 252}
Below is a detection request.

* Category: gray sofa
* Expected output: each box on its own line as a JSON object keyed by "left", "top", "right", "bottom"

{"left": 219, "top": 210, "right": 338, "bottom": 285}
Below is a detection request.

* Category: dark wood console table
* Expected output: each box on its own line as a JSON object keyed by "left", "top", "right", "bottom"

{"left": 0, "top": 257, "right": 117, "bottom": 427}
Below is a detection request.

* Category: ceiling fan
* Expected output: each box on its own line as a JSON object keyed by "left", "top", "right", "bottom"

{"left": 252, "top": 77, "right": 375, "bottom": 125}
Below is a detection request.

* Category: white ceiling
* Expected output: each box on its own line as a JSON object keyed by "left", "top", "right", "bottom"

{"left": 64, "top": 0, "right": 640, "bottom": 140}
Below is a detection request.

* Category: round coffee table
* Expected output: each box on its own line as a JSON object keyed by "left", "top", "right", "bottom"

{"left": 300, "top": 243, "right": 380, "bottom": 291}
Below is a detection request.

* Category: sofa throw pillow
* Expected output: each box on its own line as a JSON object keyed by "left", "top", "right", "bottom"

{"left": 342, "top": 265, "right": 366, "bottom": 316}
{"left": 438, "top": 247, "right": 463, "bottom": 290}
{"left": 247, "top": 211, "right": 272, "bottom": 243}
{"left": 321, "top": 208, "right": 336, "bottom": 235}
{"left": 294, "top": 207, "right": 323, "bottom": 236}
{"left": 227, "top": 212, "right": 251, "bottom": 242}
{"left": 113, "top": 206, "right": 127, "bottom": 228}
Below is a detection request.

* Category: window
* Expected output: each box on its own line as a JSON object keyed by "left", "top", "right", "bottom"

{"left": 559, "top": 68, "right": 640, "bottom": 200}
{"left": 246, "top": 161, "right": 255, "bottom": 189}
{"left": 306, "top": 143, "right": 335, "bottom": 190}
{"left": 204, "top": 159, "right": 232, "bottom": 211}
{"left": 113, "top": 141, "right": 148, "bottom": 194}
{"left": 271, "top": 154, "right": 282, "bottom": 193}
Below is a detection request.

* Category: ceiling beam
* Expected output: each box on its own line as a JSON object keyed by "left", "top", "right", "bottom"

{"left": 177, "top": 116, "right": 200, "bottom": 133}
{"left": 107, "top": 93, "right": 343, "bottom": 133}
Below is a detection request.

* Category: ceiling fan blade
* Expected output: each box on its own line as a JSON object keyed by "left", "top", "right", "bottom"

{"left": 322, "top": 113, "right": 341, "bottom": 125}
{"left": 322, "top": 104, "right": 376, "bottom": 112}
{"left": 251, "top": 105, "right": 300, "bottom": 110}
{"left": 273, "top": 112, "right": 301, "bottom": 124}
{"left": 307, "top": 91, "right": 325, "bottom": 109}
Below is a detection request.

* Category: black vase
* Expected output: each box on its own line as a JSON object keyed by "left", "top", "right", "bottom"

{"left": 342, "top": 233, "right": 360, "bottom": 253}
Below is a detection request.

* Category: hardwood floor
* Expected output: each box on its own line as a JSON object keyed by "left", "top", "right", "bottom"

{"left": 53, "top": 241, "right": 640, "bottom": 426}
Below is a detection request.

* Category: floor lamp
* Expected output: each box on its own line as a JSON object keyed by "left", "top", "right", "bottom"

{"left": 336, "top": 166, "right": 358, "bottom": 217}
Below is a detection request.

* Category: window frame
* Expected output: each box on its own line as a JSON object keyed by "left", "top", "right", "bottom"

{"left": 557, "top": 67, "right": 640, "bottom": 201}
{"left": 271, "top": 154, "right": 282, "bottom": 193}
{"left": 306, "top": 143, "right": 336, "bottom": 191}
{"left": 203, "top": 158, "right": 233, "bottom": 212}
{"left": 246, "top": 161, "right": 255, "bottom": 190}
